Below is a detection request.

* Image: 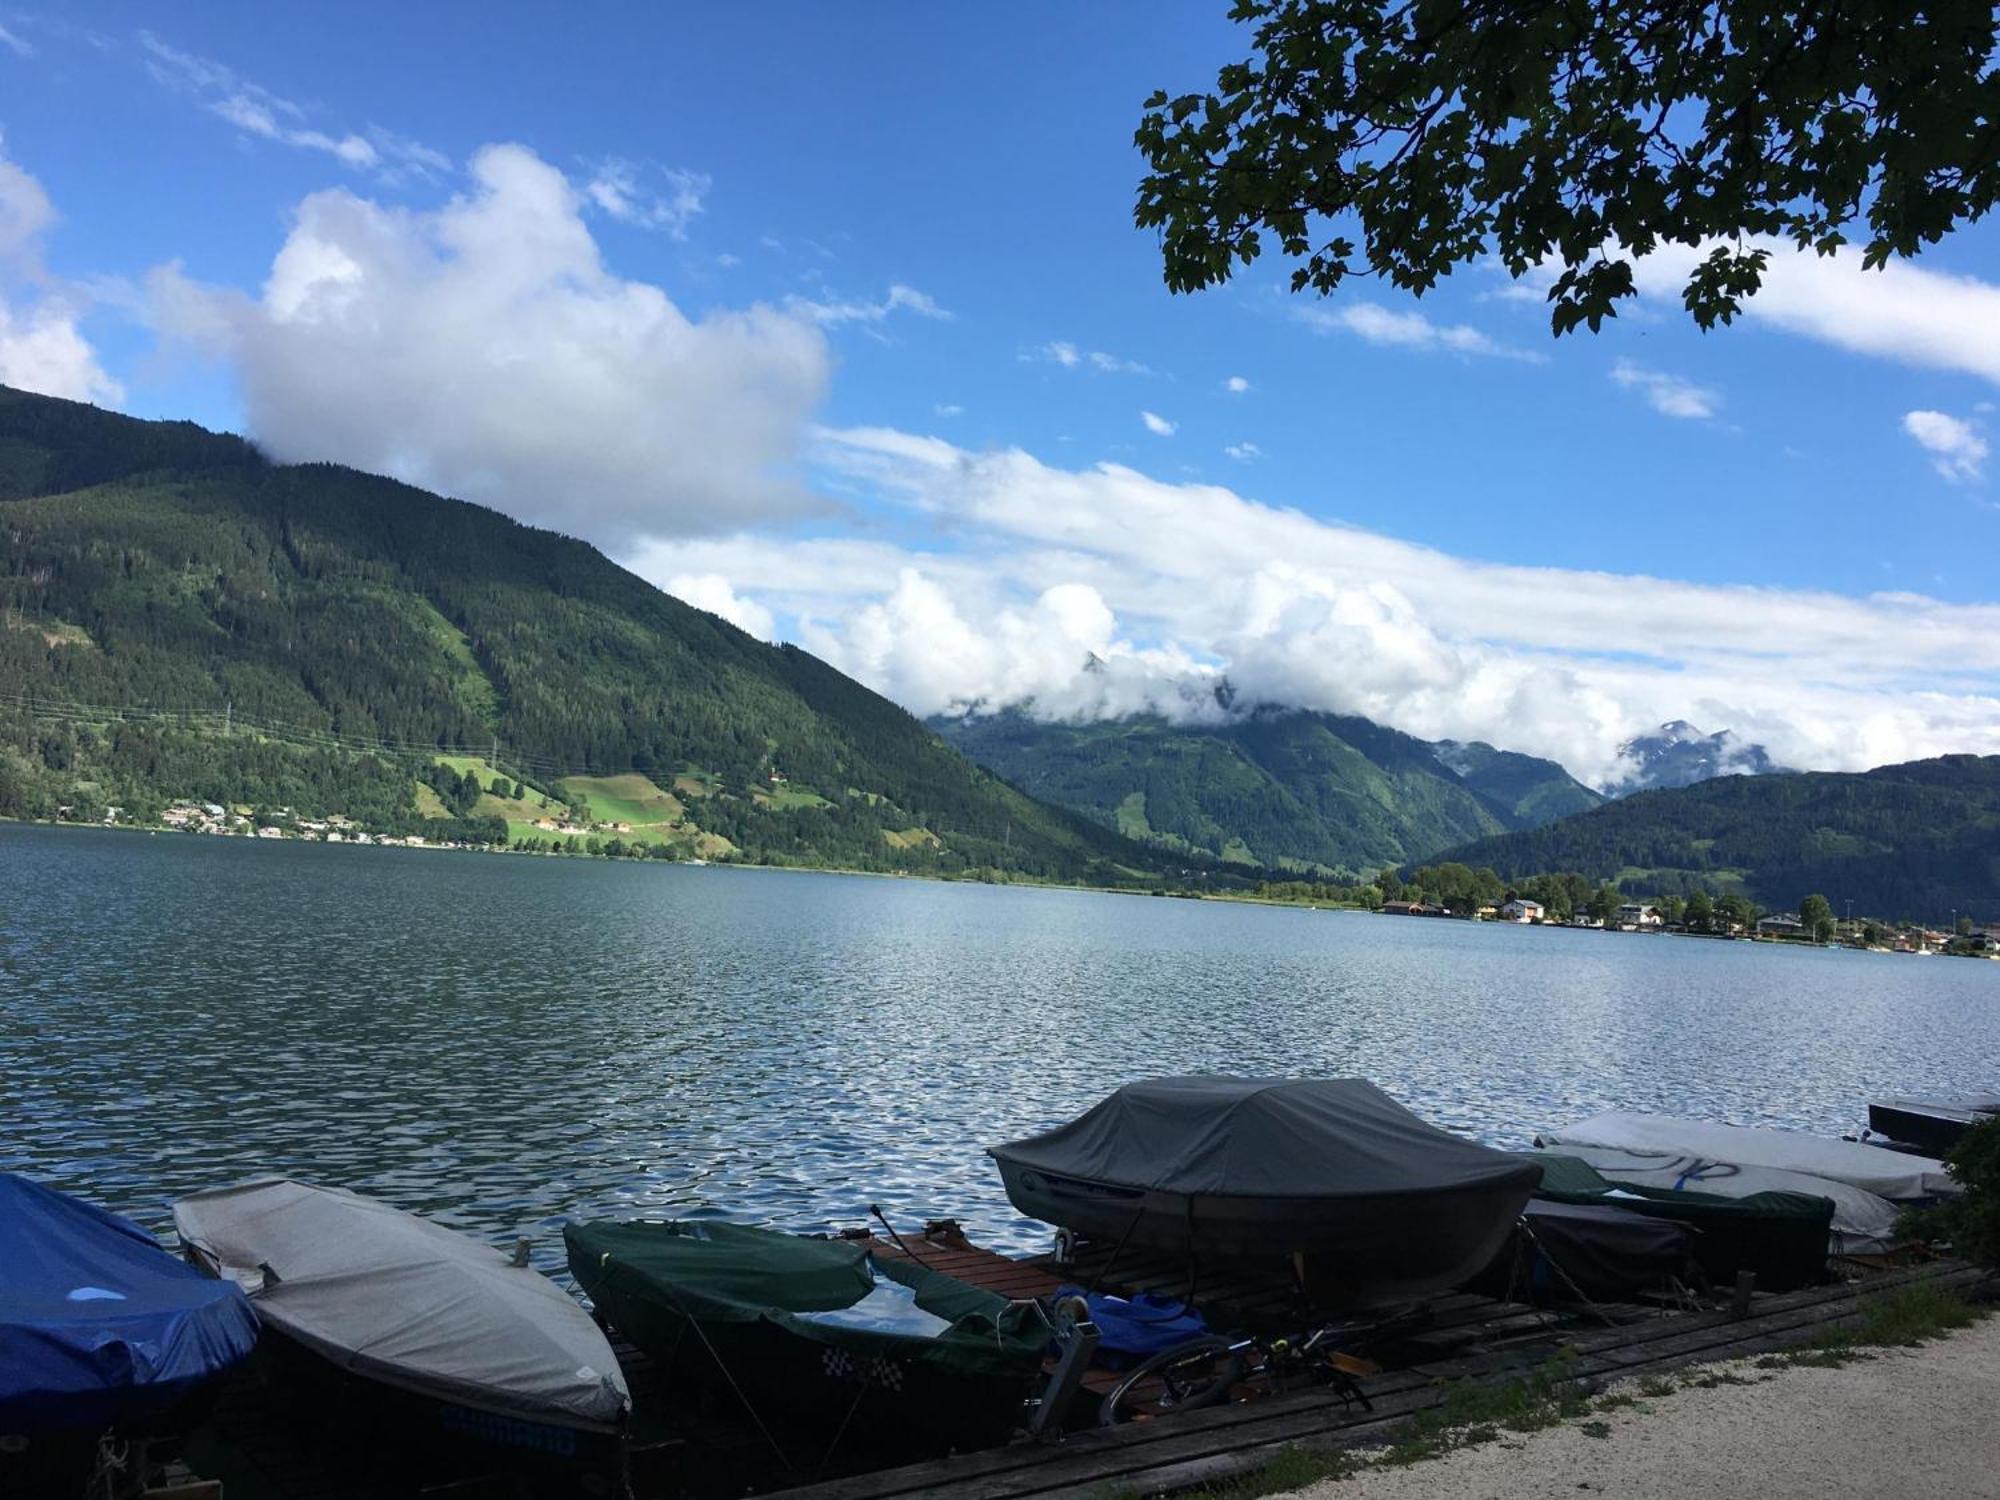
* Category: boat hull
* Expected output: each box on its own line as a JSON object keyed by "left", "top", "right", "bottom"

{"left": 1867, "top": 1098, "right": 2000, "bottom": 1157}
{"left": 995, "top": 1161, "right": 1534, "bottom": 1307}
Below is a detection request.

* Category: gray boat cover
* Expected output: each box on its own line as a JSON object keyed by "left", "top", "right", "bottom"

{"left": 1541, "top": 1144, "right": 1900, "bottom": 1254}
{"left": 173, "top": 1180, "right": 628, "bottom": 1432}
{"left": 989, "top": 1077, "right": 1538, "bottom": 1198}
{"left": 1541, "top": 1113, "right": 1955, "bottom": 1202}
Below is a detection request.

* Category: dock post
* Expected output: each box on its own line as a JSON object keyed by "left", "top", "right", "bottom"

{"left": 1729, "top": 1270, "right": 1756, "bottom": 1319}
{"left": 1029, "top": 1304, "right": 1100, "bottom": 1436}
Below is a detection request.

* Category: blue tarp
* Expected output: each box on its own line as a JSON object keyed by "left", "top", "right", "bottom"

{"left": 1054, "top": 1285, "right": 1207, "bottom": 1367}
{"left": 0, "top": 1175, "right": 259, "bottom": 1434}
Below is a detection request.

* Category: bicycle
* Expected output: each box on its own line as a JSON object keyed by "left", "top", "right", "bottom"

{"left": 1096, "top": 1318, "right": 1384, "bottom": 1426}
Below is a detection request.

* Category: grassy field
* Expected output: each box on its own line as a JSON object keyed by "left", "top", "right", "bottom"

{"left": 754, "top": 782, "right": 832, "bottom": 810}
{"left": 557, "top": 772, "right": 685, "bottom": 827}
{"left": 432, "top": 753, "right": 568, "bottom": 824}
{"left": 421, "top": 759, "right": 740, "bottom": 857}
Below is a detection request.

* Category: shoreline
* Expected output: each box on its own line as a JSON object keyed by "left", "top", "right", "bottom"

{"left": 9, "top": 817, "right": 1991, "bottom": 953}
{"left": 0, "top": 814, "right": 1185, "bottom": 900}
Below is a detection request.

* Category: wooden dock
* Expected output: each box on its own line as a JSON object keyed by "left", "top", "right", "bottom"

{"left": 772, "top": 1242, "right": 1989, "bottom": 1500}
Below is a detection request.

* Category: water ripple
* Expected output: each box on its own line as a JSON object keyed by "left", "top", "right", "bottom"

{"left": 4, "top": 825, "right": 1997, "bottom": 1275}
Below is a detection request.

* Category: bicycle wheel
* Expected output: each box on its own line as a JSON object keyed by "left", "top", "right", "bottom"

{"left": 1099, "top": 1337, "right": 1247, "bottom": 1426}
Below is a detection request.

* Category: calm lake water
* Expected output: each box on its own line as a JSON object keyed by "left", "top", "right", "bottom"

{"left": 5, "top": 823, "right": 1997, "bottom": 1269}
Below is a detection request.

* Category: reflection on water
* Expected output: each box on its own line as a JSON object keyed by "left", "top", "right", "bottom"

{"left": 4, "top": 823, "right": 1996, "bottom": 1270}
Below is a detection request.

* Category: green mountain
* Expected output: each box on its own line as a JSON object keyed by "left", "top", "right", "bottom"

{"left": 932, "top": 706, "right": 1601, "bottom": 878}
{"left": 1430, "top": 755, "right": 2000, "bottom": 921}
{"left": 1431, "top": 739, "right": 1607, "bottom": 825}
{"left": 0, "top": 385, "right": 1192, "bottom": 885}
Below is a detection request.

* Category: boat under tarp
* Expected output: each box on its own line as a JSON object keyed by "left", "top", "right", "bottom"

{"left": 1526, "top": 1152, "right": 1834, "bottom": 1291}
{"left": 173, "top": 1180, "right": 629, "bottom": 1444}
{"left": 1540, "top": 1112, "right": 1955, "bottom": 1201}
{"left": 1534, "top": 1144, "right": 1899, "bottom": 1256}
{"left": 1475, "top": 1199, "right": 1696, "bottom": 1302}
{"left": 989, "top": 1077, "right": 1540, "bottom": 1307}
{"left": 1867, "top": 1096, "right": 2000, "bottom": 1156}
{"left": 1, "top": 1174, "right": 258, "bottom": 1436}
{"left": 565, "top": 1220, "right": 1048, "bottom": 1449}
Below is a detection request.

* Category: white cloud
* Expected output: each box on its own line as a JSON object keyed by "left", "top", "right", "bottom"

{"left": 1903, "top": 410, "right": 1989, "bottom": 483}
{"left": 1224, "top": 375, "right": 1251, "bottom": 393}
{"left": 785, "top": 283, "right": 951, "bottom": 328}
{"left": 1631, "top": 239, "right": 2000, "bottom": 387}
{"left": 633, "top": 431, "right": 2000, "bottom": 786}
{"left": 0, "top": 23, "right": 35, "bottom": 57}
{"left": 0, "top": 146, "right": 54, "bottom": 259}
{"left": 1297, "top": 301, "right": 1543, "bottom": 362}
{"left": 1224, "top": 442, "right": 1262, "bottom": 462}
{"left": 934, "top": 403, "right": 963, "bottom": 417}
{"left": 139, "top": 32, "right": 447, "bottom": 181}
{"left": 1610, "top": 359, "right": 1720, "bottom": 419}
{"left": 663, "top": 572, "right": 775, "bottom": 639}
{"left": 150, "top": 143, "right": 830, "bottom": 543}
{"left": 0, "top": 145, "right": 120, "bottom": 404}
{"left": 1140, "top": 410, "right": 1175, "bottom": 437}
{"left": 583, "top": 159, "right": 709, "bottom": 238}
{"left": 0, "top": 294, "right": 121, "bottom": 403}
{"left": 1028, "top": 340, "right": 1151, "bottom": 374}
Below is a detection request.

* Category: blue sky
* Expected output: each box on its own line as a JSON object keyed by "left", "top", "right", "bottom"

{"left": 2, "top": 4, "right": 1997, "bottom": 782}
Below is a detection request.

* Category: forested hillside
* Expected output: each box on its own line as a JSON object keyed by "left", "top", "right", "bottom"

{"left": 933, "top": 706, "right": 1599, "bottom": 877}
{"left": 0, "top": 386, "right": 1190, "bottom": 884}
{"left": 1433, "top": 756, "right": 2000, "bottom": 920}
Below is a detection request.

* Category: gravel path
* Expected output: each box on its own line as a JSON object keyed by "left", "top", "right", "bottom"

{"left": 1285, "top": 1318, "right": 2000, "bottom": 1499}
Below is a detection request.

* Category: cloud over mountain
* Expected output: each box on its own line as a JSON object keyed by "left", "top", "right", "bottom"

{"left": 0, "top": 146, "right": 120, "bottom": 405}
{"left": 150, "top": 143, "right": 833, "bottom": 543}
{"left": 636, "top": 429, "right": 2000, "bottom": 786}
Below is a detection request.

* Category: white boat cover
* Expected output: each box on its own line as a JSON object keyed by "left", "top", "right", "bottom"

{"left": 1542, "top": 1144, "right": 1901, "bottom": 1255}
{"left": 1542, "top": 1113, "right": 1956, "bottom": 1201}
{"left": 173, "top": 1179, "right": 628, "bottom": 1432}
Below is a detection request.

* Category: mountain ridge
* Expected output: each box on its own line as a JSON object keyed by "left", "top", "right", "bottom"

{"left": 932, "top": 705, "right": 1602, "bottom": 877}
{"left": 0, "top": 385, "right": 1198, "bottom": 886}
{"left": 1427, "top": 754, "right": 2000, "bottom": 920}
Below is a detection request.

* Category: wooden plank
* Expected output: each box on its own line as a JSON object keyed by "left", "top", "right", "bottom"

{"left": 1000, "top": 1265, "right": 1998, "bottom": 1500}
{"left": 782, "top": 1245, "right": 1973, "bottom": 1500}
{"left": 948, "top": 1280, "right": 1984, "bottom": 1500}
{"left": 766, "top": 1260, "right": 1984, "bottom": 1500}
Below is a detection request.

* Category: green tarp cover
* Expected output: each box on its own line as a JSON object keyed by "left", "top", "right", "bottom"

{"left": 565, "top": 1220, "right": 1046, "bottom": 1379}
{"left": 1521, "top": 1154, "right": 1834, "bottom": 1292}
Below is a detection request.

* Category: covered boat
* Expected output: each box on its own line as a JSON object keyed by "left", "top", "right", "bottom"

{"left": 989, "top": 1077, "right": 1540, "bottom": 1306}
{"left": 1475, "top": 1199, "right": 1696, "bottom": 1302}
{"left": 173, "top": 1180, "right": 628, "bottom": 1448}
{"left": 1533, "top": 1143, "right": 1898, "bottom": 1256}
{"left": 565, "top": 1220, "right": 1048, "bottom": 1449}
{"left": 2, "top": 1174, "right": 258, "bottom": 1436}
{"left": 1527, "top": 1152, "right": 1834, "bottom": 1291}
{"left": 1867, "top": 1096, "right": 2000, "bottom": 1156}
{"left": 1540, "top": 1112, "right": 1956, "bottom": 1201}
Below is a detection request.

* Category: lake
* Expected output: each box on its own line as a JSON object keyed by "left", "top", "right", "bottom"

{"left": 4, "top": 822, "right": 1996, "bottom": 1269}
